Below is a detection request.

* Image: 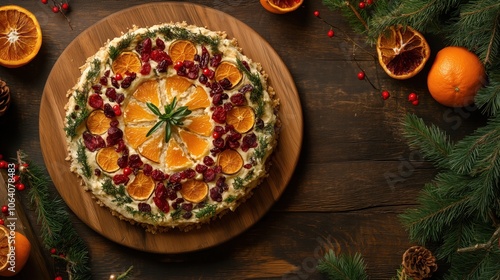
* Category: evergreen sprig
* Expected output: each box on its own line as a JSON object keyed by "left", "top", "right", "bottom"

{"left": 317, "top": 249, "right": 369, "bottom": 280}
{"left": 146, "top": 97, "right": 191, "bottom": 143}
{"left": 17, "top": 151, "right": 92, "bottom": 280}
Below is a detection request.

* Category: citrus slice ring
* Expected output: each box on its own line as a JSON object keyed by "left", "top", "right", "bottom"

{"left": 112, "top": 51, "right": 142, "bottom": 76}
{"left": 126, "top": 171, "right": 155, "bottom": 200}
{"left": 215, "top": 61, "right": 243, "bottom": 89}
{"left": 226, "top": 106, "right": 255, "bottom": 133}
{"left": 169, "top": 40, "right": 197, "bottom": 63}
{"left": 180, "top": 179, "right": 209, "bottom": 203}
{"left": 0, "top": 5, "right": 42, "bottom": 68}
{"left": 260, "top": 0, "right": 304, "bottom": 14}
{"left": 376, "top": 25, "right": 430, "bottom": 80}
{"left": 218, "top": 149, "right": 244, "bottom": 175}
{"left": 96, "top": 147, "right": 120, "bottom": 173}
{"left": 86, "top": 110, "right": 111, "bottom": 134}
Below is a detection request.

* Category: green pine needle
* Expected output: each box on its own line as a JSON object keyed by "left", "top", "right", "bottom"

{"left": 317, "top": 250, "right": 369, "bottom": 280}
{"left": 401, "top": 113, "right": 453, "bottom": 169}
{"left": 146, "top": 97, "right": 191, "bottom": 143}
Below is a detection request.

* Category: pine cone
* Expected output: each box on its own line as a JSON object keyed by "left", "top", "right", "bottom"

{"left": 402, "top": 246, "right": 438, "bottom": 280}
{"left": 0, "top": 79, "right": 11, "bottom": 117}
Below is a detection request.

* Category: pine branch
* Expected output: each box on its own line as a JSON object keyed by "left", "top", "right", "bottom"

{"left": 476, "top": 72, "right": 500, "bottom": 116}
{"left": 457, "top": 225, "right": 500, "bottom": 253}
{"left": 317, "top": 249, "right": 369, "bottom": 280}
{"left": 401, "top": 114, "right": 453, "bottom": 169}
{"left": 17, "top": 151, "right": 92, "bottom": 280}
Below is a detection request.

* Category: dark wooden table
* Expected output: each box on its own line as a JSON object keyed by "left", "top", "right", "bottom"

{"left": 0, "top": 0, "right": 487, "bottom": 279}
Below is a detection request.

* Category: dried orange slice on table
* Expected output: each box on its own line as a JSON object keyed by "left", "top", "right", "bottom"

{"left": 0, "top": 225, "right": 31, "bottom": 276}
{"left": 376, "top": 25, "right": 430, "bottom": 80}
{"left": 0, "top": 5, "right": 42, "bottom": 68}
{"left": 260, "top": 0, "right": 304, "bottom": 14}
{"left": 86, "top": 110, "right": 111, "bottom": 135}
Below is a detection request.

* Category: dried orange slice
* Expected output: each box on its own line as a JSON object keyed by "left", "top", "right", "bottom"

{"left": 96, "top": 146, "right": 120, "bottom": 173}
{"left": 0, "top": 5, "right": 42, "bottom": 68}
{"left": 376, "top": 25, "right": 430, "bottom": 80}
{"left": 185, "top": 115, "right": 213, "bottom": 137}
{"left": 123, "top": 101, "right": 157, "bottom": 123}
{"left": 218, "top": 149, "right": 243, "bottom": 175}
{"left": 133, "top": 80, "right": 160, "bottom": 107}
{"left": 179, "top": 129, "right": 209, "bottom": 159}
{"left": 226, "top": 106, "right": 255, "bottom": 133}
{"left": 169, "top": 40, "right": 197, "bottom": 63}
{"left": 215, "top": 61, "right": 243, "bottom": 89}
{"left": 180, "top": 180, "right": 208, "bottom": 203}
{"left": 0, "top": 226, "right": 31, "bottom": 276}
{"left": 112, "top": 51, "right": 141, "bottom": 76}
{"left": 165, "top": 137, "right": 193, "bottom": 170}
{"left": 124, "top": 125, "right": 153, "bottom": 149}
{"left": 165, "top": 76, "right": 193, "bottom": 100}
{"left": 126, "top": 171, "right": 155, "bottom": 200}
{"left": 86, "top": 110, "right": 111, "bottom": 135}
{"left": 185, "top": 86, "right": 210, "bottom": 110}
{"left": 139, "top": 133, "right": 164, "bottom": 163}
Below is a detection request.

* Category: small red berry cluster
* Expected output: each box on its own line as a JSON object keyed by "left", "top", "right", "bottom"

{"left": 408, "top": 92, "right": 419, "bottom": 106}
{"left": 41, "top": 0, "right": 70, "bottom": 13}
{"left": 358, "top": 0, "right": 374, "bottom": 9}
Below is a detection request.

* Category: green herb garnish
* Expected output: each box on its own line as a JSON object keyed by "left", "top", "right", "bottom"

{"left": 146, "top": 97, "right": 191, "bottom": 143}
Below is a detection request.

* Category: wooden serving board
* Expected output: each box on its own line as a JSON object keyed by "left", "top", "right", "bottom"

{"left": 39, "top": 2, "right": 302, "bottom": 253}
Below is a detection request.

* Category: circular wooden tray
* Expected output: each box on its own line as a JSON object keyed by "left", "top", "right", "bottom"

{"left": 39, "top": 2, "right": 302, "bottom": 253}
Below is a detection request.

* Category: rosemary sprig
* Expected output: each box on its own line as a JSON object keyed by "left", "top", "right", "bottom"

{"left": 146, "top": 97, "right": 191, "bottom": 142}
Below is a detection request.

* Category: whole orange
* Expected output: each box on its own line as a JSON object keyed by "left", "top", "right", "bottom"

{"left": 260, "top": 0, "right": 304, "bottom": 14}
{"left": 427, "top": 46, "right": 486, "bottom": 107}
{"left": 0, "top": 226, "right": 31, "bottom": 277}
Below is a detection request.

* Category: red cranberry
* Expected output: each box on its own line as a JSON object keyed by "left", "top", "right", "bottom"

{"left": 203, "top": 156, "right": 215, "bottom": 166}
{"left": 128, "top": 154, "right": 143, "bottom": 168}
{"left": 141, "top": 62, "right": 151, "bottom": 75}
{"left": 196, "top": 164, "right": 208, "bottom": 173}
{"left": 156, "top": 38, "right": 165, "bottom": 50}
{"left": 143, "top": 164, "right": 153, "bottom": 176}
{"left": 138, "top": 203, "right": 151, "bottom": 212}
{"left": 212, "top": 106, "right": 226, "bottom": 124}
{"left": 209, "top": 187, "right": 222, "bottom": 202}
{"left": 113, "top": 174, "right": 129, "bottom": 185}
{"left": 169, "top": 172, "right": 182, "bottom": 183}
{"left": 203, "top": 168, "right": 216, "bottom": 182}
{"left": 88, "top": 94, "right": 103, "bottom": 109}
{"left": 230, "top": 93, "right": 246, "bottom": 106}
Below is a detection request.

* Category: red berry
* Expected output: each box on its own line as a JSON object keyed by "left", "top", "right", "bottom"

{"left": 115, "top": 73, "right": 123, "bottom": 81}
{"left": 123, "top": 167, "right": 132, "bottom": 176}
{"left": 174, "top": 61, "right": 183, "bottom": 71}
{"left": 55, "top": 276, "right": 63, "bottom": 280}
{"left": 1, "top": 205, "right": 8, "bottom": 214}
{"left": 41, "top": 0, "right": 48, "bottom": 4}
{"left": 52, "top": 6, "right": 60, "bottom": 13}
{"left": 50, "top": 248, "right": 57, "bottom": 254}
{"left": 408, "top": 92, "right": 418, "bottom": 102}
{"left": 313, "top": 10, "right": 320, "bottom": 17}
{"left": 0, "top": 161, "right": 7, "bottom": 169}
{"left": 16, "top": 183, "right": 25, "bottom": 191}
{"left": 412, "top": 100, "right": 419, "bottom": 106}
{"left": 212, "top": 131, "right": 221, "bottom": 139}
{"left": 359, "top": 1, "right": 366, "bottom": 9}
{"left": 327, "top": 30, "right": 334, "bottom": 38}
{"left": 381, "top": 90, "right": 390, "bottom": 100}
{"left": 357, "top": 71, "right": 365, "bottom": 80}
{"left": 113, "top": 104, "right": 122, "bottom": 116}
{"left": 367, "top": 0, "right": 373, "bottom": 4}
{"left": 12, "top": 175, "right": 20, "bottom": 183}
{"left": 62, "top": 3, "right": 69, "bottom": 10}
{"left": 0, "top": 219, "right": 4, "bottom": 226}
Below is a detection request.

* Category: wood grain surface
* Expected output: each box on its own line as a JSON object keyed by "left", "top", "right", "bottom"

{"left": 39, "top": 2, "right": 302, "bottom": 253}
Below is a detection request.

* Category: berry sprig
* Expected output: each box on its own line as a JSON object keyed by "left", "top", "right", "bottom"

{"left": 41, "top": 0, "right": 72, "bottom": 29}
{"left": 314, "top": 9, "right": 420, "bottom": 106}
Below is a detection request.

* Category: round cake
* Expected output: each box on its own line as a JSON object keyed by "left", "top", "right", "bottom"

{"left": 64, "top": 22, "right": 279, "bottom": 232}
